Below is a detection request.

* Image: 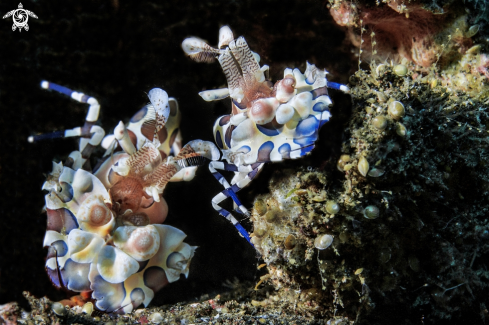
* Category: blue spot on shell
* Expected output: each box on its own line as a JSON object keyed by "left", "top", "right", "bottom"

{"left": 293, "top": 115, "right": 319, "bottom": 147}
{"left": 60, "top": 259, "right": 91, "bottom": 292}
{"left": 91, "top": 275, "right": 126, "bottom": 313}
{"left": 305, "top": 75, "right": 315, "bottom": 85}
{"left": 257, "top": 141, "right": 274, "bottom": 162}
{"left": 295, "top": 137, "right": 318, "bottom": 149}
{"left": 236, "top": 145, "right": 251, "bottom": 153}
{"left": 215, "top": 130, "right": 224, "bottom": 149}
{"left": 313, "top": 100, "right": 330, "bottom": 112}
{"left": 295, "top": 115, "right": 319, "bottom": 137}
{"left": 130, "top": 106, "right": 148, "bottom": 123}
{"left": 256, "top": 124, "right": 280, "bottom": 136}
{"left": 233, "top": 99, "right": 246, "bottom": 110}
{"left": 52, "top": 240, "right": 68, "bottom": 257}
{"left": 278, "top": 143, "right": 291, "bottom": 159}
{"left": 129, "top": 288, "right": 145, "bottom": 309}
{"left": 58, "top": 182, "right": 74, "bottom": 203}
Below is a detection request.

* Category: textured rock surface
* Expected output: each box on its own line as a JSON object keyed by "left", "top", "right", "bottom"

{"left": 249, "top": 62, "right": 489, "bottom": 322}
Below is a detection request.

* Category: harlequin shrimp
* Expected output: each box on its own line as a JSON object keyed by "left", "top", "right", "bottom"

{"left": 182, "top": 26, "right": 349, "bottom": 244}
{"left": 33, "top": 81, "right": 219, "bottom": 313}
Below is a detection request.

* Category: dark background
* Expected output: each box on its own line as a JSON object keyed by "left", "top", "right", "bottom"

{"left": 0, "top": 0, "right": 353, "bottom": 308}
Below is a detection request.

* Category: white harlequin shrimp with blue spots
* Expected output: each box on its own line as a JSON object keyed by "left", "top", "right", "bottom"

{"left": 33, "top": 82, "right": 219, "bottom": 313}
{"left": 182, "top": 26, "right": 349, "bottom": 245}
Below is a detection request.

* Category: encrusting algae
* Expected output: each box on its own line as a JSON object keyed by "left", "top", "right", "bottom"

{"left": 245, "top": 58, "right": 489, "bottom": 323}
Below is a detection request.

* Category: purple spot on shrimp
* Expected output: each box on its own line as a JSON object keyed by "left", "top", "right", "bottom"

{"left": 129, "top": 288, "right": 145, "bottom": 309}
{"left": 91, "top": 275, "right": 126, "bottom": 313}
{"left": 219, "top": 115, "right": 231, "bottom": 126}
{"left": 46, "top": 266, "right": 61, "bottom": 288}
{"left": 60, "top": 259, "right": 91, "bottom": 292}
{"left": 250, "top": 163, "right": 261, "bottom": 169}
{"left": 46, "top": 208, "right": 78, "bottom": 234}
{"left": 236, "top": 145, "right": 251, "bottom": 153}
{"left": 311, "top": 86, "right": 329, "bottom": 99}
{"left": 256, "top": 124, "right": 280, "bottom": 136}
{"left": 225, "top": 125, "right": 236, "bottom": 148}
{"left": 81, "top": 94, "right": 90, "bottom": 103}
{"left": 144, "top": 266, "right": 169, "bottom": 293}
{"left": 248, "top": 166, "right": 261, "bottom": 179}
{"left": 51, "top": 240, "right": 68, "bottom": 257}
{"left": 232, "top": 99, "right": 246, "bottom": 110}
{"left": 58, "top": 182, "right": 74, "bottom": 203}
{"left": 278, "top": 143, "right": 291, "bottom": 159}
{"left": 257, "top": 141, "right": 274, "bottom": 162}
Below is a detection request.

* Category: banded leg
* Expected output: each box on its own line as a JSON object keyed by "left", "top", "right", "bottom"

{"left": 210, "top": 162, "right": 264, "bottom": 244}
{"left": 30, "top": 81, "right": 105, "bottom": 170}
{"left": 170, "top": 139, "right": 220, "bottom": 182}
{"left": 326, "top": 81, "right": 350, "bottom": 93}
{"left": 209, "top": 161, "right": 257, "bottom": 216}
{"left": 225, "top": 163, "right": 264, "bottom": 216}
